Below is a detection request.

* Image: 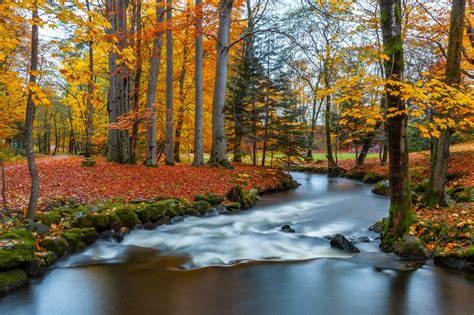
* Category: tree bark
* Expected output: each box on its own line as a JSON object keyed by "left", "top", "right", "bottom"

{"left": 424, "top": 0, "right": 466, "bottom": 208}
{"left": 379, "top": 0, "right": 414, "bottom": 251}
{"left": 25, "top": 1, "right": 40, "bottom": 221}
{"left": 85, "top": 0, "right": 94, "bottom": 158}
{"left": 165, "top": 0, "right": 174, "bottom": 165}
{"left": 324, "top": 70, "right": 336, "bottom": 171}
{"left": 209, "top": 0, "right": 234, "bottom": 167}
{"left": 145, "top": 0, "right": 165, "bottom": 166}
{"left": 193, "top": 0, "right": 204, "bottom": 166}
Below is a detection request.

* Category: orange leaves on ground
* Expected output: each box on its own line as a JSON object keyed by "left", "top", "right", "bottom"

{"left": 2, "top": 156, "right": 286, "bottom": 211}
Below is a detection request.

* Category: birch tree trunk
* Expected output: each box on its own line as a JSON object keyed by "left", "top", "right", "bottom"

{"left": 145, "top": 0, "right": 164, "bottom": 167}
{"left": 25, "top": 0, "right": 40, "bottom": 221}
{"left": 379, "top": 0, "right": 414, "bottom": 251}
{"left": 193, "top": 0, "right": 204, "bottom": 166}
{"left": 424, "top": 0, "right": 466, "bottom": 207}
{"left": 165, "top": 0, "right": 174, "bottom": 165}
{"left": 209, "top": 0, "right": 234, "bottom": 167}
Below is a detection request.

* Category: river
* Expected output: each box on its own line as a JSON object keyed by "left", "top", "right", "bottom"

{"left": 1, "top": 173, "right": 474, "bottom": 314}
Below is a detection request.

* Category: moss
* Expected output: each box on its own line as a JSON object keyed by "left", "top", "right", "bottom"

{"left": 0, "top": 269, "right": 28, "bottom": 291}
{"left": 0, "top": 239, "right": 36, "bottom": 270}
{"left": 465, "top": 246, "right": 474, "bottom": 256}
{"left": 40, "top": 237, "right": 70, "bottom": 258}
{"left": 62, "top": 228, "right": 98, "bottom": 251}
{"left": 345, "top": 169, "right": 367, "bottom": 180}
{"left": 372, "top": 180, "right": 390, "bottom": 196}
{"left": 414, "top": 179, "right": 429, "bottom": 194}
{"left": 114, "top": 208, "right": 140, "bottom": 228}
{"left": 0, "top": 228, "right": 35, "bottom": 243}
{"left": 362, "top": 172, "right": 384, "bottom": 184}
{"left": 150, "top": 199, "right": 185, "bottom": 217}
{"left": 133, "top": 206, "right": 152, "bottom": 222}
{"left": 191, "top": 201, "right": 212, "bottom": 215}
{"left": 35, "top": 211, "right": 61, "bottom": 226}
{"left": 73, "top": 212, "right": 121, "bottom": 232}
{"left": 242, "top": 190, "right": 258, "bottom": 209}
{"left": 225, "top": 202, "right": 241, "bottom": 211}
{"left": 194, "top": 193, "right": 224, "bottom": 205}
{"left": 35, "top": 251, "right": 57, "bottom": 267}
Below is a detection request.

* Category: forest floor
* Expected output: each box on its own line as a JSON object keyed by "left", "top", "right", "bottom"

{"left": 1, "top": 157, "right": 289, "bottom": 212}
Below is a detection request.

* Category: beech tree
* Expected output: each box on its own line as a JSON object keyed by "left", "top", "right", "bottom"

{"left": 379, "top": 0, "right": 414, "bottom": 250}
{"left": 423, "top": 0, "right": 467, "bottom": 207}
{"left": 165, "top": 0, "right": 174, "bottom": 165}
{"left": 209, "top": 0, "right": 234, "bottom": 167}
{"left": 192, "top": 0, "right": 204, "bottom": 166}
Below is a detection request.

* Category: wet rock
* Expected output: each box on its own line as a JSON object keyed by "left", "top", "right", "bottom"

{"left": 115, "top": 207, "right": 140, "bottom": 229}
{"left": 204, "top": 209, "right": 219, "bottom": 217}
{"left": 194, "top": 193, "right": 225, "bottom": 205}
{"left": 362, "top": 172, "right": 385, "bottom": 184}
{"left": 35, "top": 251, "right": 57, "bottom": 267}
{"left": 355, "top": 236, "right": 370, "bottom": 243}
{"left": 323, "top": 235, "right": 334, "bottom": 240}
{"left": 62, "top": 228, "right": 98, "bottom": 251}
{"left": 99, "top": 230, "right": 116, "bottom": 241}
{"left": 191, "top": 201, "right": 212, "bottom": 215}
{"left": 434, "top": 254, "right": 474, "bottom": 273}
{"left": 142, "top": 222, "right": 157, "bottom": 230}
{"left": 0, "top": 239, "right": 36, "bottom": 270}
{"left": 0, "top": 269, "right": 28, "bottom": 292}
{"left": 393, "top": 235, "right": 430, "bottom": 260}
{"left": 154, "top": 216, "right": 170, "bottom": 226}
{"left": 372, "top": 180, "right": 390, "bottom": 196}
{"left": 280, "top": 225, "right": 295, "bottom": 233}
{"left": 330, "top": 234, "right": 360, "bottom": 253}
{"left": 170, "top": 216, "right": 185, "bottom": 225}
{"left": 40, "top": 237, "right": 70, "bottom": 258}
{"left": 226, "top": 186, "right": 245, "bottom": 203}
{"left": 345, "top": 169, "right": 367, "bottom": 180}
{"left": 24, "top": 257, "right": 46, "bottom": 277}
{"left": 214, "top": 205, "right": 229, "bottom": 214}
{"left": 369, "top": 219, "right": 385, "bottom": 233}
{"left": 114, "top": 227, "right": 130, "bottom": 242}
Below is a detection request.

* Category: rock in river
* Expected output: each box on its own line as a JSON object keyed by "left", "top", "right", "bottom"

{"left": 330, "top": 234, "right": 360, "bottom": 253}
{"left": 280, "top": 225, "right": 295, "bottom": 233}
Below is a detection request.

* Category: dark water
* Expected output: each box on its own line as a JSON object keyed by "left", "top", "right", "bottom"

{"left": 1, "top": 173, "right": 474, "bottom": 315}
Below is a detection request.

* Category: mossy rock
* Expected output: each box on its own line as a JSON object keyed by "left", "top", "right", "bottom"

{"left": 452, "top": 187, "right": 473, "bottom": 203}
{"left": 40, "top": 237, "right": 70, "bottom": 258}
{"left": 114, "top": 208, "right": 140, "bottom": 229}
{"left": 242, "top": 190, "right": 258, "bottom": 209}
{"left": 35, "top": 211, "right": 61, "bottom": 226}
{"left": 372, "top": 180, "right": 390, "bottom": 196}
{"left": 226, "top": 186, "right": 245, "bottom": 203}
{"left": 73, "top": 212, "right": 121, "bottom": 232}
{"left": 24, "top": 257, "right": 46, "bottom": 277}
{"left": 62, "top": 228, "right": 98, "bottom": 251}
{"left": 35, "top": 251, "right": 57, "bottom": 267}
{"left": 225, "top": 202, "right": 241, "bottom": 211}
{"left": 393, "top": 235, "right": 430, "bottom": 260}
{"left": 0, "top": 228, "right": 35, "bottom": 243}
{"left": 362, "top": 172, "right": 385, "bottom": 184}
{"left": 133, "top": 206, "right": 152, "bottom": 222}
{"left": 191, "top": 201, "right": 212, "bottom": 215}
{"left": 152, "top": 199, "right": 185, "bottom": 218}
{"left": 0, "top": 239, "right": 36, "bottom": 270}
{"left": 413, "top": 179, "right": 429, "bottom": 194}
{"left": 194, "top": 193, "right": 224, "bottom": 205}
{"left": 345, "top": 169, "right": 367, "bottom": 180}
{"left": 0, "top": 269, "right": 28, "bottom": 291}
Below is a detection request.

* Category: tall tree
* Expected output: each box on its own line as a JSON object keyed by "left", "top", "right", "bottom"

{"left": 193, "top": 0, "right": 204, "bottom": 166}
{"left": 84, "top": 0, "right": 95, "bottom": 160}
{"left": 165, "top": 0, "right": 174, "bottom": 165}
{"left": 423, "top": 0, "right": 466, "bottom": 207}
{"left": 209, "top": 0, "right": 234, "bottom": 167}
{"left": 25, "top": 0, "right": 40, "bottom": 221}
{"left": 145, "top": 0, "right": 165, "bottom": 167}
{"left": 379, "top": 0, "right": 414, "bottom": 250}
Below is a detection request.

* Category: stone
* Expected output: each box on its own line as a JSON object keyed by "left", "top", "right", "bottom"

{"left": 142, "top": 222, "right": 157, "bottom": 230}
{"left": 330, "top": 234, "right": 360, "bottom": 253}
{"left": 345, "top": 169, "right": 367, "bottom": 180}
{"left": 191, "top": 201, "right": 213, "bottom": 215}
{"left": 24, "top": 257, "right": 46, "bottom": 277}
{"left": 194, "top": 193, "right": 225, "bottom": 205}
{"left": 35, "top": 251, "right": 57, "bottom": 267}
{"left": 114, "top": 227, "right": 130, "bottom": 242}
{"left": 0, "top": 269, "right": 28, "bottom": 292}
{"left": 0, "top": 239, "right": 36, "bottom": 270}
{"left": 99, "top": 230, "right": 116, "bottom": 241}
{"left": 114, "top": 208, "right": 141, "bottom": 229}
{"left": 369, "top": 220, "right": 385, "bottom": 233}
{"left": 362, "top": 172, "right": 385, "bottom": 184}
{"left": 40, "top": 237, "right": 70, "bottom": 258}
{"left": 280, "top": 224, "right": 296, "bottom": 233}
{"left": 372, "top": 180, "right": 390, "bottom": 196}
{"left": 355, "top": 236, "right": 370, "bottom": 243}
{"left": 204, "top": 209, "right": 219, "bottom": 217}
{"left": 413, "top": 179, "right": 429, "bottom": 194}
{"left": 31, "top": 223, "right": 50, "bottom": 237}
{"left": 154, "top": 216, "right": 170, "bottom": 226}
{"left": 62, "top": 228, "right": 98, "bottom": 250}
{"left": 393, "top": 235, "right": 430, "bottom": 260}
{"left": 35, "top": 211, "right": 61, "bottom": 226}
{"left": 170, "top": 216, "right": 185, "bottom": 225}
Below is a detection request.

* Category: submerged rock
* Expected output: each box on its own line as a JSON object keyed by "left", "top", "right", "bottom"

{"left": 280, "top": 225, "right": 295, "bottom": 233}
{"left": 0, "top": 269, "right": 28, "bottom": 292}
{"left": 434, "top": 254, "right": 474, "bottom": 273}
{"left": 330, "top": 234, "right": 360, "bottom": 253}
{"left": 393, "top": 235, "right": 430, "bottom": 260}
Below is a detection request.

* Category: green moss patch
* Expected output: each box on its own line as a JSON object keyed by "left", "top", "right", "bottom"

{"left": 40, "top": 237, "right": 70, "bottom": 258}
{"left": 0, "top": 269, "right": 28, "bottom": 291}
{"left": 0, "top": 239, "right": 36, "bottom": 270}
{"left": 114, "top": 208, "right": 140, "bottom": 229}
{"left": 194, "top": 193, "right": 224, "bottom": 205}
{"left": 62, "top": 228, "right": 98, "bottom": 251}
{"left": 191, "top": 201, "right": 212, "bottom": 215}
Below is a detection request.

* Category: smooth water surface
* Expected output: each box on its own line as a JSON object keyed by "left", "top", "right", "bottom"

{"left": 1, "top": 173, "right": 473, "bottom": 315}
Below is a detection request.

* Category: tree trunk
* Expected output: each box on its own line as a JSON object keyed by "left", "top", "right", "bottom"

{"left": 424, "top": 0, "right": 466, "bottom": 207}
{"left": 1, "top": 159, "right": 8, "bottom": 215}
{"left": 53, "top": 112, "right": 58, "bottom": 155}
{"left": 145, "top": 0, "right": 164, "bottom": 166}
{"left": 209, "top": 0, "right": 234, "bottom": 167}
{"left": 85, "top": 0, "right": 94, "bottom": 158}
{"left": 193, "top": 0, "right": 204, "bottom": 166}
{"left": 379, "top": 0, "right": 414, "bottom": 251}
{"left": 25, "top": 1, "right": 40, "bottom": 221}
{"left": 165, "top": 0, "right": 174, "bottom": 165}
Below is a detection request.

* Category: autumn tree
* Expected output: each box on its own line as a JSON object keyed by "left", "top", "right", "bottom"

{"left": 379, "top": 0, "right": 414, "bottom": 250}
{"left": 193, "top": 0, "right": 204, "bottom": 166}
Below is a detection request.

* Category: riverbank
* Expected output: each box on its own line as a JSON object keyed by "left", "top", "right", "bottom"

{"left": 0, "top": 161, "right": 298, "bottom": 293}
{"left": 290, "top": 142, "right": 474, "bottom": 272}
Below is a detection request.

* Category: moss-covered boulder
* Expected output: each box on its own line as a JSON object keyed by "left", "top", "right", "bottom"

{"left": 452, "top": 187, "right": 473, "bottom": 203}
{"left": 35, "top": 251, "right": 57, "bottom": 267}
{"left": 194, "top": 193, "right": 224, "bottom": 205}
{"left": 73, "top": 211, "right": 121, "bottom": 232}
{"left": 0, "top": 228, "right": 35, "bottom": 243}
{"left": 413, "top": 179, "right": 429, "bottom": 194}
{"left": 40, "top": 237, "right": 70, "bottom": 258}
{"left": 0, "top": 269, "right": 28, "bottom": 291}
{"left": 133, "top": 206, "right": 152, "bottom": 222}
{"left": 191, "top": 201, "right": 212, "bottom": 215}
{"left": 35, "top": 211, "right": 61, "bottom": 226}
{"left": 393, "top": 235, "right": 430, "bottom": 260}
{"left": 225, "top": 202, "right": 241, "bottom": 211}
{"left": 150, "top": 199, "right": 185, "bottom": 218}
{"left": 372, "top": 180, "right": 390, "bottom": 196}
{"left": 0, "top": 239, "right": 36, "bottom": 270}
{"left": 24, "top": 257, "right": 46, "bottom": 277}
{"left": 362, "top": 172, "right": 385, "bottom": 184}
{"left": 345, "top": 169, "right": 367, "bottom": 180}
{"left": 114, "top": 208, "right": 140, "bottom": 229}
{"left": 242, "top": 189, "right": 258, "bottom": 209}
{"left": 62, "top": 228, "right": 98, "bottom": 251}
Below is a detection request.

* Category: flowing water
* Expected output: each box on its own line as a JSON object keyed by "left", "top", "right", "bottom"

{"left": 1, "top": 173, "right": 474, "bottom": 315}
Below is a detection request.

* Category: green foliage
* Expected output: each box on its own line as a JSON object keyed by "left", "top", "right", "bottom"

{"left": 191, "top": 201, "right": 212, "bottom": 215}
